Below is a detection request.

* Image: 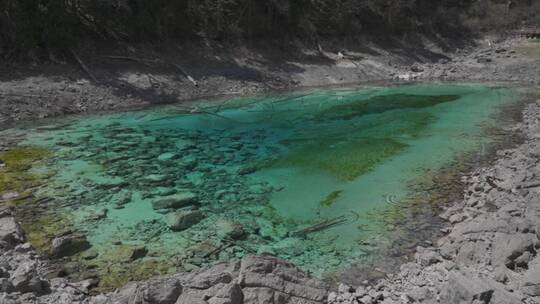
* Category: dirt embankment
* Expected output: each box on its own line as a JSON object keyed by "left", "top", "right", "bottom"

{"left": 1, "top": 34, "right": 539, "bottom": 128}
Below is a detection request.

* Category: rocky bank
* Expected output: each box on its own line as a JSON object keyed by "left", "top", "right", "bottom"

{"left": 1, "top": 35, "right": 539, "bottom": 127}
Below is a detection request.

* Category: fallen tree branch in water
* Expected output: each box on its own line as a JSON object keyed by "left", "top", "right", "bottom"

{"left": 291, "top": 215, "right": 348, "bottom": 238}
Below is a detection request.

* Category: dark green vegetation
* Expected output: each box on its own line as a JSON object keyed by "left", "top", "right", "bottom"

{"left": 276, "top": 138, "right": 408, "bottom": 181}
{"left": 317, "top": 94, "right": 459, "bottom": 121}
{"left": 273, "top": 94, "right": 451, "bottom": 180}
{"left": 0, "top": 147, "right": 50, "bottom": 194}
{"left": 1, "top": 0, "right": 539, "bottom": 59}
{"left": 320, "top": 190, "right": 344, "bottom": 207}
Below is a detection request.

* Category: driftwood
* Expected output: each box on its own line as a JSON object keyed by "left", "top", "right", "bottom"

{"left": 70, "top": 49, "right": 98, "bottom": 83}
{"left": 291, "top": 215, "right": 348, "bottom": 237}
{"left": 104, "top": 55, "right": 157, "bottom": 67}
{"left": 168, "top": 62, "right": 198, "bottom": 86}
{"left": 105, "top": 55, "right": 198, "bottom": 86}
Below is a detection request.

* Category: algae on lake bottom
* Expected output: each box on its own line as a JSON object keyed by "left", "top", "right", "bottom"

{"left": 316, "top": 94, "right": 460, "bottom": 121}
{"left": 275, "top": 138, "right": 409, "bottom": 181}
{"left": 320, "top": 190, "right": 344, "bottom": 207}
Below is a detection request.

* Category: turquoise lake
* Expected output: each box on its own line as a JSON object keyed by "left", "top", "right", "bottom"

{"left": 0, "top": 83, "right": 518, "bottom": 287}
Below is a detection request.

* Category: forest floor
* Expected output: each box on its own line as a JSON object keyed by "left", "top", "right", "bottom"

{"left": 1, "top": 34, "right": 540, "bottom": 304}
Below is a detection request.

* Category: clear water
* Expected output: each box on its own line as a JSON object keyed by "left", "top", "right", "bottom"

{"left": 0, "top": 84, "right": 516, "bottom": 287}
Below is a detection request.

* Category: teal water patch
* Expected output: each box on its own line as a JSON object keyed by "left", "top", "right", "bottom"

{"left": 0, "top": 84, "right": 517, "bottom": 286}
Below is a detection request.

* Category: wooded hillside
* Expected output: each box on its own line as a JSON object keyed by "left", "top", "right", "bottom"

{"left": 1, "top": 0, "right": 538, "bottom": 60}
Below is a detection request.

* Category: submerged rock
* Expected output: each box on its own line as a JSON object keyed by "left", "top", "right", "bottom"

{"left": 216, "top": 219, "right": 245, "bottom": 240}
{"left": 50, "top": 234, "right": 91, "bottom": 258}
{"left": 111, "top": 244, "right": 148, "bottom": 262}
{"left": 166, "top": 211, "right": 204, "bottom": 231}
{"left": 0, "top": 191, "right": 20, "bottom": 201}
{"left": 158, "top": 152, "right": 178, "bottom": 162}
{"left": 145, "top": 174, "right": 169, "bottom": 184}
{"left": 153, "top": 193, "right": 198, "bottom": 210}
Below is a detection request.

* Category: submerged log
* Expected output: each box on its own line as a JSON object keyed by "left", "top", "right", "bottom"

{"left": 291, "top": 215, "right": 348, "bottom": 238}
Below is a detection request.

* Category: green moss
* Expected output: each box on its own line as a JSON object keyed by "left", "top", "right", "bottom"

{"left": 320, "top": 190, "right": 343, "bottom": 207}
{"left": 0, "top": 146, "right": 51, "bottom": 194}
{"left": 318, "top": 94, "right": 459, "bottom": 121}
{"left": 0, "top": 146, "right": 50, "bottom": 170}
{"left": 274, "top": 138, "right": 408, "bottom": 181}
{"left": 98, "top": 259, "right": 171, "bottom": 290}
{"left": 391, "top": 112, "right": 436, "bottom": 138}
{"left": 22, "top": 213, "right": 72, "bottom": 253}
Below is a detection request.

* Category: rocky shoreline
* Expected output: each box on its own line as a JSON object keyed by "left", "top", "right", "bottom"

{"left": 0, "top": 36, "right": 540, "bottom": 304}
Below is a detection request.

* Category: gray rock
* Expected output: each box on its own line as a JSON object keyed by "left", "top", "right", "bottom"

{"left": 166, "top": 211, "right": 204, "bottom": 231}
{"left": 145, "top": 278, "right": 183, "bottom": 304}
{"left": 0, "top": 192, "right": 20, "bottom": 201}
{"left": 521, "top": 257, "right": 540, "bottom": 296}
{"left": 153, "top": 193, "right": 198, "bottom": 210}
{"left": 491, "top": 233, "right": 537, "bottom": 268}
{"left": 440, "top": 271, "right": 520, "bottom": 304}
{"left": 111, "top": 244, "right": 147, "bottom": 262}
{"left": 175, "top": 293, "right": 208, "bottom": 304}
{"left": 414, "top": 248, "right": 442, "bottom": 266}
{"left": 10, "top": 260, "right": 48, "bottom": 294}
{"left": 0, "top": 217, "right": 24, "bottom": 246}
{"left": 207, "top": 284, "right": 243, "bottom": 304}
{"left": 50, "top": 234, "right": 91, "bottom": 258}
{"left": 107, "top": 282, "right": 144, "bottom": 304}
{"left": 239, "top": 255, "right": 328, "bottom": 302}
{"left": 242, "top": 287, "right": 280, "bottom": 304}
{"left": 216, "top": 220, "right": 245, "bottom": 240}
{"left": 0, "top": 278, "right": 13, "bottom": 292}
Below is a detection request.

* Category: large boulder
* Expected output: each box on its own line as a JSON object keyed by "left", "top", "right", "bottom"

{"left": 153, "top": 193, "right": 198, "bottom": 210}
{"left": 491, "top": 233, "right": 537, "bottom": 268}
{"left": 207, "top": 283, "right": 243, "bottom": 304}
{"left": 216, "top": 220, "right": 244, "bottom": 240}
{"left": 239, "top": 255, "right": 329, "bottom": 303}
{"left": 0, "top": 216, "right": 24, "bottom": 247}
{"left": 50, "top": 234, "right": 91, "bottom": 258}
{"left": 10, "top": 260, "right": 49, "bottom": 294}
{"left": 145, "top": 278, "right": 183, "bottom": 304}
{"left": 521, "top": 257, "right": 540, "bottom": 296}
{"left": 102, "top": 255, "right": 328, "bottom": 304}
{"left": 111, "top": 245, "right": 148, "bottom": 262}
{"left": 166, "top": 211, "right": 204, "bottom": 231}
{"left": 440, "top": 271, "right": 521, "bottom": 304}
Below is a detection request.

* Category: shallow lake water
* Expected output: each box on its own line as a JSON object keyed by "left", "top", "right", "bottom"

{"left": 0, "top": 83, "right": 518, "bottom": 287}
